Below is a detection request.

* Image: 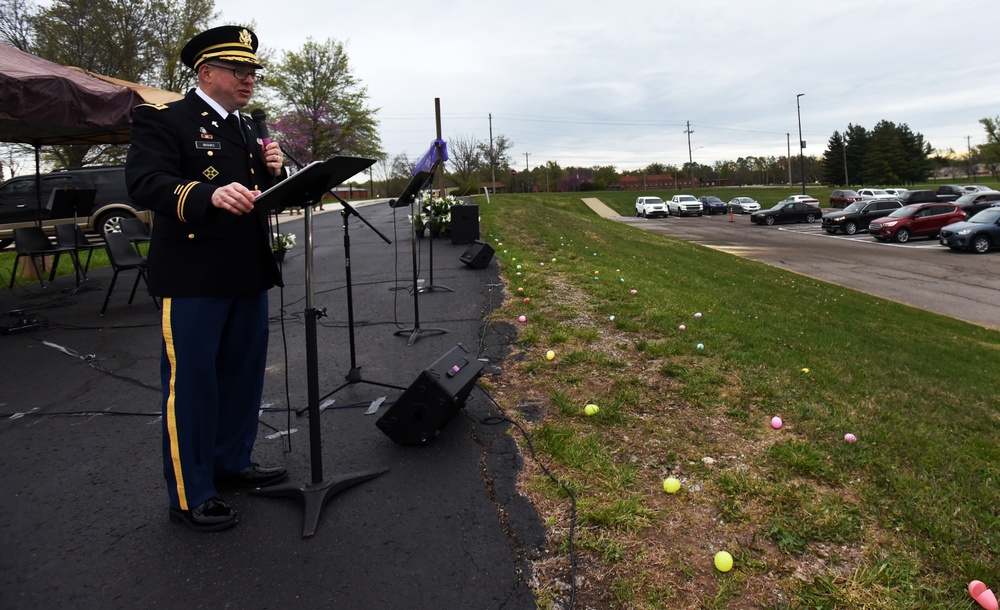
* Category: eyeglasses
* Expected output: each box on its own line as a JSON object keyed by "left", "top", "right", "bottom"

{"left": 207, "top": 63, "right": 264, "bottom": 84}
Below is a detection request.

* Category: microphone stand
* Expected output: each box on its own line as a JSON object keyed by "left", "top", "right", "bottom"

{"left": 281, "top": 148, "right": 405, "bottom": 416}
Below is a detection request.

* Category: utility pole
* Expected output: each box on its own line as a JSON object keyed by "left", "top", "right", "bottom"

{"left": 522, "top": 152, "right": 531, "bottom": 193}
{"left": 796, "top": 94, "right": 806, "bottom": 195}
{"left": 685, "top": 121, "right": 694, "bottom": 188}
{"left": 488, "top": 113, "right": 495, "bottom": 194}
{"left": 786, "top": 133, "right": 792, "bottom": 187}
{"left": 843, "top": 139, "right": 849, "bottom": 186}
{"left": 967, "top": 135, "right": 974, "bottom": 182}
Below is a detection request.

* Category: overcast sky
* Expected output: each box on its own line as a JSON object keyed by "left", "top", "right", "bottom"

{"left": 215, "top": 0, "right": 1000, "bottom": 172}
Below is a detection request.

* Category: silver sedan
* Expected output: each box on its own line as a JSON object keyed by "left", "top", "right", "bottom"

{"left": 729, "top": 196, "right": 761, "bottom": 214}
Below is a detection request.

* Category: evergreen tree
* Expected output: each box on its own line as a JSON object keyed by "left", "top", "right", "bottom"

{"left": 822, "top": 131, "right": 847, "bottom": 186}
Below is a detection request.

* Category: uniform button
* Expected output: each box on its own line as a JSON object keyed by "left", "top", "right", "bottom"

{"left": 187, "top": 233, "right": 195, "bottom": 239}
{"left": 208, "top": 151, "right": 214, "bottom": 156}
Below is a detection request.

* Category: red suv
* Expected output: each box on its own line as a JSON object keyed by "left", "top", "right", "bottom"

{"left": 868, "top": 203, "right": 965, "bottom": 243}
{"left": 829, "top": 189, "right": 862, "bottom": 208}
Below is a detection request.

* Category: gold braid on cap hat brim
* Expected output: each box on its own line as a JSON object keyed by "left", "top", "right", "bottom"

{"left": 194, "top": 47, "right": 261, "bottom": 69}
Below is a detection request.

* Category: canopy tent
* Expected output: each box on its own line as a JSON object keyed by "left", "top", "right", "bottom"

{"left": 0, "top": 44, "right": 183, "bottom": 230}
{"left": 0, "top": 42, "right": 183, "bottom": 148}
{"left": 66, "top": 66, "right": 184, "bottom": 107}
{"left": 0, "top": 44, "right": 139, "bottom": 146}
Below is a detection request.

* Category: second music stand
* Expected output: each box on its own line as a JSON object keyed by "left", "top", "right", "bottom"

{"left": 389, "top": 164, "right": 448, "bottom": 346}
{"left": 253, "top": 156, "right": 388, "bottom": 538}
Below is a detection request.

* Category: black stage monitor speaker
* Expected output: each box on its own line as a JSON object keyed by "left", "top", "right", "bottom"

{"left": 376, "top": 344, "right": 485, "bottom": 445}
{"left": 450, "top": 204, "right": 480, "bottom": 245}
{"left": 460, "top": 240, "right": 494, "bottom": 269}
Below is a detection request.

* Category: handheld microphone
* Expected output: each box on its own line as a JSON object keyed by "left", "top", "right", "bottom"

{"left": 250, "top": 109, "right": 271, "bottom": 147}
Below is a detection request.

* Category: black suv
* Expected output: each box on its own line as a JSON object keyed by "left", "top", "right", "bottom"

{"left": 822, "top": 198, "right": 903, "bottom": 235}
{"left": 953, "top": 191, "right": 1000, "bottom": 217}
{"left": 0, "top": 166, "right": 149, "bottom": 247}
{"left": 898, "top": 190, "right": 939, "bottom": 205}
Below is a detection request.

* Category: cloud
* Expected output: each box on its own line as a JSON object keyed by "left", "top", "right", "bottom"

{"left": 217, "top": 0, "right": 1000, "bottom": 169}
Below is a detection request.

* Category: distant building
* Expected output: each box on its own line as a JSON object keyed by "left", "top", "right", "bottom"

{"left": 619, "top": 174, "right": 729, "bottom": 190}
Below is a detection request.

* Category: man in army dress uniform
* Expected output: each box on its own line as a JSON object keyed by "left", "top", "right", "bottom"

{"left": 126, "top": 25, "right": 288, "bottom": 532}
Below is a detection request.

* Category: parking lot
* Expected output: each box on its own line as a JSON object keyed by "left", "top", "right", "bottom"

{"left": 616, "top": 211, "right": 1000, "bottom": 329}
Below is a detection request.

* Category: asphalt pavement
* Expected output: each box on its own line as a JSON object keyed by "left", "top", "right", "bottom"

{"left": 0, "top": 201, "right": 546, "bottom": 609}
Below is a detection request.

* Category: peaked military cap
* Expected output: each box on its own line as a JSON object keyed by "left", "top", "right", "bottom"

{"left": 181, "top": 25, "right": 263, "bottom": 71}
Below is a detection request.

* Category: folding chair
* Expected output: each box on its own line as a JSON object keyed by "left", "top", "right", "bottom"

{"left": 101, "top": 231, "right": 159, "bottom": 315}
{"left": 54, "top": 224, "right": 105, "bottom": 279}
{"left": 119, "top": 217, "right": 151, "bottom": 253}
{"left": 9, "top": 227, "right": 79, "bottom": 289}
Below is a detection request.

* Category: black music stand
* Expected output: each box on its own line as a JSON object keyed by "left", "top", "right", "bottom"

{"left": 252, "top": 156, "right": 388, "bottom": 538}
{"left": 389, "top": 166, "right": 448, "bottom": 346}
{"left": 278, "top": 148, "right": 406, "bottom": 414}
{"left": 47, "top": 188, "right": 96, "bottom": 288}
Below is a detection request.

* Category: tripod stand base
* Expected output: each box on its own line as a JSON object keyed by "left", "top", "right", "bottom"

{"left": 252, "top": 468, "right": 388, "bottom": 538}
{"left": 394, "top": 326, "right": 448, "bottom": 347}
{"left": 415, "top": 283, "right": 453, "bottom": 294}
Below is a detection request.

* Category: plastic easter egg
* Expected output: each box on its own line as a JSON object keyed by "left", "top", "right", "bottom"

{"left": 771, "top": 416, "right": 783, "bottom": 429}
{"left": 714, "top": 551, "right": 733, "bottom": 573}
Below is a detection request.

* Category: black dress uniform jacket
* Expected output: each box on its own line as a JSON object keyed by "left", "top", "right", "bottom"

{"left": 125, "top": 89, "right": 281, "bottom": 297}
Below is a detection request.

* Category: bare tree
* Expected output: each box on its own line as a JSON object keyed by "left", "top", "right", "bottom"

{"left": 0, "top": 0, "right": 35, "bottom": 50}
{"left": 447, "top": 134, "right": 482, "bottom": 192}
{"left": 477, "top": 134, "right": 513, "bottom": 184}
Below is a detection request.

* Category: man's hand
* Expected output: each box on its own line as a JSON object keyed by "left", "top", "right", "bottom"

{"left": 211, "top": 182, "right": 257, "bottom": 215}
{"left": 263, "top": 141, "right": 283, "bottom": 177}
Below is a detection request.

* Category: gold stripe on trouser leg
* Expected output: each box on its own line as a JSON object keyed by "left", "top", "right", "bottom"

{"left": 162, "top": 297, "right": 188, "bottom": 510}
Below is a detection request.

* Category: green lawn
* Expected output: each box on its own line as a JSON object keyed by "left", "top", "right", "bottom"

{"left": 474, "top": 191, "right": 999, "bottom": 609}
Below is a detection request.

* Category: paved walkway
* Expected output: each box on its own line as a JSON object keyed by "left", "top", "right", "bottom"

{"left": 581, "top": 197, "right": 620, "bottom": 218}
{"left": 0, "top": 202, "right": 544, "bottom": 609}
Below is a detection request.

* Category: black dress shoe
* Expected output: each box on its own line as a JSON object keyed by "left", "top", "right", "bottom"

{"left": 215, "top": 463, "right": 288, "bottom": 489}
{"left": 168, "top": 497, "right": 238, "bottom": 532}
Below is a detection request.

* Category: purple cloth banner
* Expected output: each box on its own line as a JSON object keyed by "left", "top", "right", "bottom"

{"left": 413, "top": 139, "right": 449, "bottom": 175}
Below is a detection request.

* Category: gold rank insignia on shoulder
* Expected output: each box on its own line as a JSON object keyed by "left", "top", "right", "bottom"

{"left": 137, "top": 103, "right": 168, "bottom": 110}
{"left": 200, "top": 111, "right": 209, "bottom": 116}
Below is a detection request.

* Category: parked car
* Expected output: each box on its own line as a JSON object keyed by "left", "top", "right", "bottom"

{"left": 668, "top": 194, "right": 703, "bottom": 217}
{"left": 898, "top": 190, "right": 940, "bottom": 205}
{"left": 829, "top": 189, "right": 862, "bottom": 208}
{"left": 953, "top": 191, "right": 1000, "bottom": 217}
{"left": 884, "top": 188, "right": 910, "bottom": 198}
{"left": 784, "top": 194, "right": 820, "bottom": 205}
{"left": 0, "top": 165, "right": 150, "bottom": 248}
{"left": 822, "top": 198, "right": 903, "bottom": 235}
{"left": 750, "top": 199, "right": 822, "bottom": 225}
{"left": 635, "top": 196, "right": 667, "bottom": 218}
{"left": 728, "top": 196, "right": 760, "bottom": 214}
{"left": 868, "top": 203, "right": 965, "bottom": 243}
{"left": 697, "top": 195, "right": 728, "bottom": 215}
{"left": 935, "top": 184, "right": 964, "bottom": 201}
{"left": 939, "top": 207, "right": 1000, "bottom": 253}
{"left": 856, "top": 188, "right": 895, "bottom": 200}
{"left": 963, "top": 185, "right": 995, "bottom": 193}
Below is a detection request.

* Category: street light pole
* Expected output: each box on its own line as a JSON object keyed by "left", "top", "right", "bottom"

{"left": 796, "top": 94, "right": 806, "bottom": 195}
